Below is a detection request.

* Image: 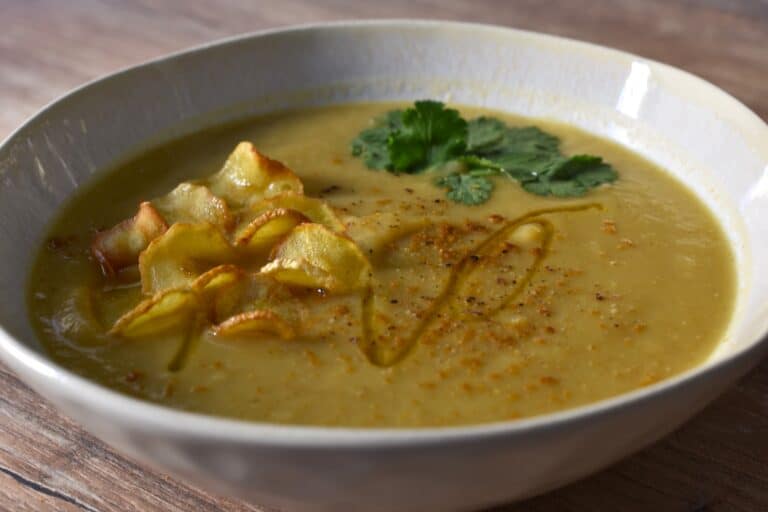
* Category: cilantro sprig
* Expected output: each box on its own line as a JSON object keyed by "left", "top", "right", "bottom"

{"left": 388, "top": 101, "right": 468, "bottom": 172}
{"left": 350, "top": 101, "right": 618, "bottom": 205}
{"left": 435, "top": 173, "right": 494, "bottom": 205}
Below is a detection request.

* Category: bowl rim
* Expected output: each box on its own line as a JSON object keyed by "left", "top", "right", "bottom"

{"left": 1, "top": 18, "right": 767, "bottom": 446}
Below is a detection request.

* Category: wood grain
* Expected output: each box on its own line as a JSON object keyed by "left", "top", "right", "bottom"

{"left": 1, "top": 1, "right": 766, "bottom": 510}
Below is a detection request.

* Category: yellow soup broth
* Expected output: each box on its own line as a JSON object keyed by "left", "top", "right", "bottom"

{"left": 28, "top": 103, "right": 735, "bottom": 427}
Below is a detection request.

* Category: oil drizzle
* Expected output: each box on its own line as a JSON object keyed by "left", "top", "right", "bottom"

{"left": 167, "top": 314, "right": 202, "bottom": 372}
{"left": 359, "top": 203, "right": 602, "bottom": 367}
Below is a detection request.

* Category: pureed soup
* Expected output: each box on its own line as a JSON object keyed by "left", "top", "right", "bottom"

{"left": 28, "top": 102, "right": 735, "bottom": 427}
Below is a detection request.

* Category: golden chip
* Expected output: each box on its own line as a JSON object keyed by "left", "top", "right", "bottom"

{"left": 91, "top": 202, "right": 168, "bottom": 274}
{"left": 191, "top": 264, "right": 244, "bottom": 293}
{"left": 190, "top": 264, "right": 245, "bottom": 321}
{"left": 139, "top": 223, "right": 235, "bottom": 294}
{"left": 207, "top": 142, "right": 304, "bottom": 207}
{"left": 247, "top": 194, "right": 345, "bottom": 232}
{"left": 213, "top": 309, "right": 295, "bottom": 340}
{"left": 109, "top": 289, "right": 198, "bottom": 337}
{"left": 260, "top": 224, "right": 371, "bottom": 293}
{"left": 152, "top": 183, "right": 232, "bottom": 230}
{"left": 234, "top": 208, "right": 309, "bottom": 251}
{"left": 214, "top": 272, "right": 301, "bottom": 324}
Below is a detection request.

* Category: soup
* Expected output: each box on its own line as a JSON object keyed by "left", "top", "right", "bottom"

{"left": 28, "top": 102, "right": 735, "bottom": 427}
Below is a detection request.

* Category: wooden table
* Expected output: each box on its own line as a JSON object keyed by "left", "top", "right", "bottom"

{"left": 1, "top": 1, "right": 766, "bottom": 510}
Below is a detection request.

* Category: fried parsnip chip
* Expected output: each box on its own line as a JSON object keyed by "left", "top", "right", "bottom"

{"left": 139, "top": 223, "right": 235, "bottom": 294}
{"left": 260, "top": 224, "right": 371, "bottom": 293}
{"left": 110, "top": 289, "right": 198, "bottom": 337}
{"left": 191, "top": 264, "right": 244, "bottom": 293}
{"left": 189, "top": 264, "right": 245, "bottom": 320}
{"left": 92, "top": 144, "right": 306, "bottom": 274}
{"left": 233, "top": 208, "right": 309, "bottom": 251}
{"left": 212, "top": 309, "right": 295, "bottom": 340}
{"left": 209, "top": 272, "right": 299, "bottom": 324}
{"left": 208, "top": 142, "right": 304, "bottom": 207}
{"left": 92, "top": 202, "right": 168, "bottom": 274}
{"left": 247, "top": 194, "right": 345, "bottom": 232}
{"left": 152, "top": 183, "right": 232, "bottom": 229}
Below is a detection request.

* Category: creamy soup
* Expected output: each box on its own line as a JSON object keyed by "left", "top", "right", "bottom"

{"left": 28, "top": 103, "right": 735, "bottom": 427}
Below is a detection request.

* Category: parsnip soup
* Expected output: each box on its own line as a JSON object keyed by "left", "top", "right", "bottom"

{"left": 28, "top": 102, "right": 735, "bottom": 427}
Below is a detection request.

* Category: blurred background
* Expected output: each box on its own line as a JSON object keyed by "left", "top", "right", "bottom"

{"left": 1, "top": 1, "right": 766, "bottom": 511}
{"left": 2, "top": 0, "right": 767, "bottom": 137}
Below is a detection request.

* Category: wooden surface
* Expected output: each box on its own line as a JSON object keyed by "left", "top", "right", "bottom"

{"left": 1, "top": 1, "right": 767, "bottom": 510}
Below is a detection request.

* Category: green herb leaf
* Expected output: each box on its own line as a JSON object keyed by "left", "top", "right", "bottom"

{"left": 460, "top": 154, "right": 504, "bottom": 171}
{"left": 467, "top": 129, "right": 616, "bottom": 197}
{"left": 523, "top": 155, "right": 618, "bottom": 197}
{"left": 470, "top": 126, "right": 562, "bottom": 181}
{"left": 350, "top": 101, "right": 619, "bottom": 203}
{"left": 435, "top": 173, "right": 494, "bottom": 205}
{"left": 547, "top": 155, "right": 603, "bottom": 180}
{"left": 521, "top": 180, "right": 553, "bottom": 196}
{"left": 562, "top": 155, "right": 618, "bottom": 188}
{"left": 467, "top": 167, "right": 501, "bottom": 177}
{"left": 388, "top": 101, "right": 468, "bottom": 173}
{"left": 467, "top": 117, "right": 507, "bottom": 152}
{"left": 350, "top": 111, "right": 403, "bottom": 170}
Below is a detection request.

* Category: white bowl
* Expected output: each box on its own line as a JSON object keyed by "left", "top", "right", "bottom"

{"left": 0, "top": 20, "right": 766, "bottom": 512}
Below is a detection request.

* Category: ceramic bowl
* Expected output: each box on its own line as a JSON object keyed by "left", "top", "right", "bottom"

{"left": 0, "top": 21, "right": 766, "bottom": 512}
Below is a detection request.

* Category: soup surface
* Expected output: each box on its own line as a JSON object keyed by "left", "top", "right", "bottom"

{"left": 28, "top": 103, "right": 735, "bottom": 427}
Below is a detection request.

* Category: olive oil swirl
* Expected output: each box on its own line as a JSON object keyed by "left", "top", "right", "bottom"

{"left": 360, "top": 203, "right": 603, "bottom": 367}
